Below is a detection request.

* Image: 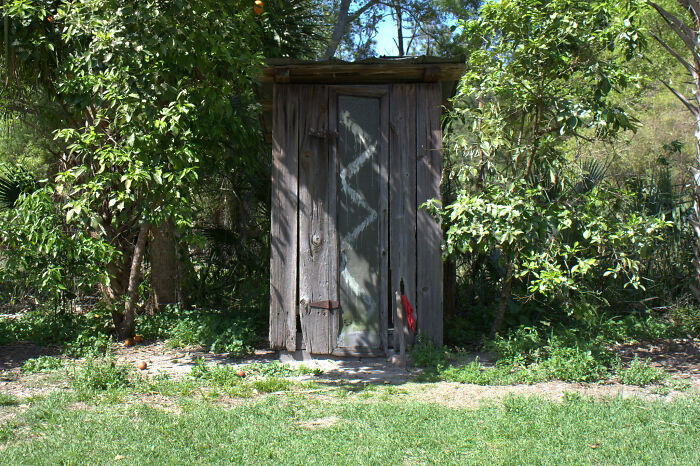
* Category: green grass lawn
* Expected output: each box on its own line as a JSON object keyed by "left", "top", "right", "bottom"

{"left": 1, "top": 388, "right": 699, "bottom": 465}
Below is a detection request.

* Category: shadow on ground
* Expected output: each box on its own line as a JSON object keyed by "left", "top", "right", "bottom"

{"left": 614, "top": 338, "right": 700, "bottom": 377}
{"left": 0, "top": 343, "right": 61, "bottom": 371}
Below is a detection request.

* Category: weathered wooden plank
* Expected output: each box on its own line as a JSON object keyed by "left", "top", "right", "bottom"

{"left": 328, "top": 88, "right": 339, "bottom": 353}
{"left": 389, "top": 84, "right": 417, "bottom": 349}
{"left": 416, "top": 83, "right": 443, "bottom": 346}
{"left": 378, "top": 89, "right": 390, "bottom": 355}
{"left": 395, "top": 291, "right": 406, "bottom": 369}
{"left": 298, "top": 85, "right": 331, "bottom": 354}
{"left": 270, "top": 84, "right": 299, "bottom": 350}
{"left": 261, "top": 60, "right": 467, "bottom": 84}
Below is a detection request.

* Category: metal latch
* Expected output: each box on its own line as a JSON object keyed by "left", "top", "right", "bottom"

{"left": 307, "top": 128, "right": 338, "bottom": 140}
{"left": 309, "top": 300, "right": 339, "bottom": 310}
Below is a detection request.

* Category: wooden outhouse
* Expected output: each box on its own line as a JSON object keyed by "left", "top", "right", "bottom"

{"left": 261, "top": 57, "right": 464, "bottom": 356}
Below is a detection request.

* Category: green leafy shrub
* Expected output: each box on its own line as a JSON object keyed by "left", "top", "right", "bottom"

{"left": 441, "top": 360, "right": 495, "bottom": 385}
{"left": 617, "top": 357, "right": 667, "bottom": 386}
{"left": 410, "top": 333, "right": 448, "bottom": 371}
{"left": 667, "top": 304, "right": 700, "bottom": 337}
{"left": 490, "top": 326, "right": 544, "bottom": 364}
{"left": 21, "top": 356, "right": 64, "bottom": 374}
{"left": 540, "top": 346, "right": 608, "bottom": 383}
{"left": 0, "top": 185, "right": 115, "bottom": 306}
{"left": 0, "top": 309, "right": 112, "bottom": 357}
{"left": 441, "top": 360, "right": 550, "bottom": 385}
{"left": 137, "top": 306, "right": 257, "bottom": 358}
{"left": 71, "top": 357, "right": 133, "bottom": 391}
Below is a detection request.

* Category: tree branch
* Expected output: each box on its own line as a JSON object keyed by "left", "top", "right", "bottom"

{"left": 650, "top": 31, "right": 697, "bottom": 75}
{"left": 649, "top": 2, "right": 699, "bottom": 54}
{"left": 323, "top": 0, "right": 382, "bottom": 59}
{"left": 661, "top": 79, "right": 700, "bottom": 117}
{"left": 676, "top": 0, "right": 700, "bottom": 25}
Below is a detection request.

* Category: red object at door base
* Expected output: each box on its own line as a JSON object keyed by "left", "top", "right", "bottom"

{"left": 401, "top": 294, "right": 417, "bottom": 334}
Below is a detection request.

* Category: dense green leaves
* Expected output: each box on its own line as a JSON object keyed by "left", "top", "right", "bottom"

{"left": 439, "top": 0, "right": 665, "bottom": 331}
{"left": 0, "top": 0, "right": 271, "bottom": 332}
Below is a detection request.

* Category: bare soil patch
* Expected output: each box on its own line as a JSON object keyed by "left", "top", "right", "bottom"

{"left": 0, "top": 343, "right": 61, "bottom": 371}
{"left": 613, "top": 338, "right": 700, "bottom": 377}
{"left": 1, "top": 340, "right": 699, "bottom": 406}
{"left": 296, "top": 416, "right": 340, "bottom": 430}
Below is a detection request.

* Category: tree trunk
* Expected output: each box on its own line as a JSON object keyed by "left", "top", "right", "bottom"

{"left": 690, "top": 147, "right": 700, "bottom": 302}
{"left": 648, "top": 2, "right": 700, "bottom": 303}
{"left": 443, "top": 258, "right": 456, "bottom": 316}
{"left": 115, "top": 223, "right": 149, "bottom": 339}
{"left": 150, "top": 219, "right": 178, "bottom": 312}
{"left": 324, "top": 0, "right": 351, "bottom": 59}
{"left": 323, "top": 0, "right": 380, "bottom": 59}
{"left": 490, "top": 256, "right": 514, "bottom": 339}
{"left": 394, "top": 1, "right": 404, "bottom": 56}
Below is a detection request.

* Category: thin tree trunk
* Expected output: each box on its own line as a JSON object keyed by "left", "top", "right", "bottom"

{"left": 394, "top": 1, "right": 404, "bottom": 56}
{"left": 525, "top": 106, "right": 540, "bottom": 179}
{"left": 443, "top": 258, "right": 456, "bottom": 316}
{"left": 150, "top": 219, "right": 178, "bottom": 312}
{"left": 116, "top": 223, "right": 149, "bottom": 339}
{"left": 490, "top": 256, "right": 514, "bottom": 339}
{"left": 323, "top": 0, "right": 380, "bottom": 59}
{"left": 689, "top": 137, "right": 700, "bottom": 302}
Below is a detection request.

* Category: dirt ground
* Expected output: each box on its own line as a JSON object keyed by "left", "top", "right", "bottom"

{"left": 1, "top": 339, "right": 699, "bottom": 406}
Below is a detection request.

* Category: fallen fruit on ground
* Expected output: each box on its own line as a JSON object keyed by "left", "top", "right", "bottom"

{"left": 237, "top": 370, "right": 246, "bottom": 378}
{"left": 137, "top": 361, "right": 147, "bottom": 370}
{"left": 124, "top": 338, "right": 134, "bottom": 347}
{"left": 134, "top": 335, "right": 143, "bottom": 343}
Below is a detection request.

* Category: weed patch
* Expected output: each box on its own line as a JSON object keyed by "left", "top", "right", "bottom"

{"left": 137, "top": 306, "right": 258, "bottom": 358}
{"left": 251, "top": 377, "right": 294, "bottom": 393}
{"left": 21, "top": 356, "right": 64, "bottom": 374}
{"left": 0, "top": 394, "right": 20, "bottom": 407}
{"left": 616, "top": 357, "right": 667, "bottom": 386}
{"left": 414, "top": 325, "right": 673, "bottom": 385}
{"left": 70, "top": 357, "right": 134, "bottom": 391}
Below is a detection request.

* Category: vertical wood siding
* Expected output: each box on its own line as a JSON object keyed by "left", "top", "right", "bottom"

{"left": 269, "top": 84, "right": 299, "bottom": 350}
{"left": 270, "top": 81, "right": 443, "bottom": 353}
{"left": 389, "top": 84, "right": 417, "bottom": 349}
{"left": 416, "top": 83, "right": 444, "bottom": 345}
{"left": 298, "top": 85, "right": 333, "bottom": 353}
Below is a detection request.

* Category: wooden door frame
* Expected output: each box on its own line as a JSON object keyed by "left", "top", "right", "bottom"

{"left": 328, "top": 85, "right": 390, "bottom": 356}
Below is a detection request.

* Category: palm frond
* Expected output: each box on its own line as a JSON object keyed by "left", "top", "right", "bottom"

{"left": 0, "top": 164, "right": 36, "bottom": 209}
{"left": 573, "top": 158, "right": 609, "bottom": 194}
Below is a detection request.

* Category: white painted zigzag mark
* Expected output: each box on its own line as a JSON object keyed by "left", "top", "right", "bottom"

{"left": 339, "top": 110, "right": 377, "bottom": 310}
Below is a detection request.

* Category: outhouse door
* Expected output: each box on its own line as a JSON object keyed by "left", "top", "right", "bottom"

{"left": 297, "top": 85, "right": 389, "bottom": 355}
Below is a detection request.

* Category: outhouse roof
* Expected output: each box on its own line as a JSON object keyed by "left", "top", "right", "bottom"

{"left": 260, "top": 55, "right": 466, "bottom": 84}
{"left": 257, "top": 56, "right": 466, "bottom": 142}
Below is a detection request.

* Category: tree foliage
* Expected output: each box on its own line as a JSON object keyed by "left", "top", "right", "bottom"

{"left": 323, "top": 0, "right": 480, "bottom": 59}
{"left": 439, "top": 0, "right": 670, "bottom": 335}
{"left": 0, "top": 0, "right": 274, "bottom": 335}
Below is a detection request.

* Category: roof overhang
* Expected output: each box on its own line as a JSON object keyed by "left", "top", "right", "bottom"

{"left": 260, "top": 56, "right": 466, "bottom": 84}
{"left": 256, "top": 56, "right": 466, "bottom": 142}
